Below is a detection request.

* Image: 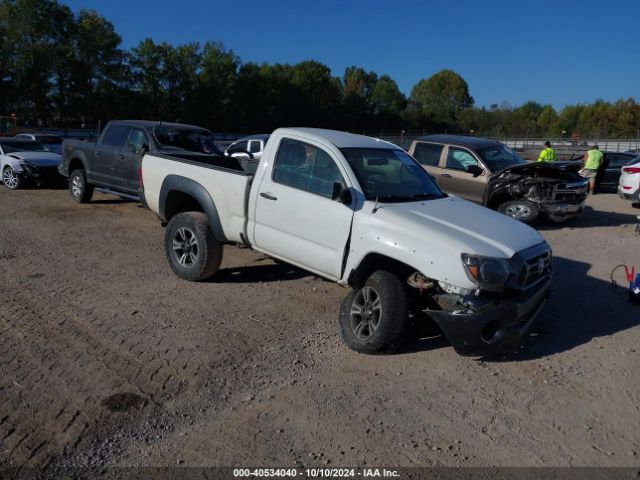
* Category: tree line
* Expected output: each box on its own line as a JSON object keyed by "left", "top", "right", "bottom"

{"left": 2, "top": 0, "right": 639, "bottom": 138}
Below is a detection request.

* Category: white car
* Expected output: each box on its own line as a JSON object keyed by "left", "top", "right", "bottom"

{"left": 0, "top": 137, "right": 62, "bottom": 189}
{"left": 617, "top": 157, "right": 640, "bottom": 202}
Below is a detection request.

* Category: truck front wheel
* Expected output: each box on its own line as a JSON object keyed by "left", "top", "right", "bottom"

{"left": 69, "top": 169, "right": 93, "bottom": 203}
{"left": 165, "top": 212, "right": 222, "bottom": 281}
{"left": 497, "top": 199, "right": 539, "bottom": 223}
{"left": 339, "top": 270, "right": 408, "bottom": 354}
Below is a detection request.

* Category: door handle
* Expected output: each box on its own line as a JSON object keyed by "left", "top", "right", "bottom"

{"left": 441, "top": 173, "right": 452, "bottom": 178}
{"left": 118, "top": 155, "right": 124, "bottom": 159}
{"left": 260, "top": 192, "right": 278, "bottom": 201}
{"left": 95, "top": 152, "right": 102, "bottom": 157}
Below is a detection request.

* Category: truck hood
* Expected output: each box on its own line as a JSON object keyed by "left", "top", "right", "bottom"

{"left": 496, "top": 161, "right": 581, "bottom": 177}
{"left": 370, "top": 195, "right": 544, "bottom": 259}
{"left": 7, "top": 151, "right": 61, "bottom": 167}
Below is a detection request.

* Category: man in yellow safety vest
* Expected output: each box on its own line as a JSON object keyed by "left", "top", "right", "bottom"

{"left": 581, "top": 144, "right": 603, "bottom": 194}
{"left": 537, "top": 141, "right": 556, "bottom": 163}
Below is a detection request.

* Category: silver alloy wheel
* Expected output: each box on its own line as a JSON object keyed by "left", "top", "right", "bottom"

{"left": 504, "top": 203, "right": 532, "bottom": 220}
{"left": 350, "top": 285, "right": 383, "bottom": 341}
{"left": 71, "top": 174, "right": 83, "bottom": 198}
{"left": 3, "top": 167, "right": 18, "bottom": 189}
{"left": 172, "top": 227, "right": 199, "bottom": 267}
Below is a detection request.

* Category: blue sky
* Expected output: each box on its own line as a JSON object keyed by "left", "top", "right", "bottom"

{"left": 62, "top": 0, "right": 640, "bottom": 109}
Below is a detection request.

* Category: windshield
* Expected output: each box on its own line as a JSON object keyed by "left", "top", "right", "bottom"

{"left": 477, "top": 145, "right": 526, "bottom": 172}
{"left": 153, "top": 127, "right": 223, "bottom": 155}
{"left": 0, "top": 141, "right": 48, "bottom": 153}
{"left": 340, "top": 148, "right": 444, "bottom": 202}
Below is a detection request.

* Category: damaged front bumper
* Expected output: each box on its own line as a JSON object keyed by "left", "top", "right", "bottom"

{"left": 540, "top": 200, "right": 585, "bottom": 222}
{"left": 21, "top": 164, "right": 64, "bottom": 186}
{"left": 427, "top": 277, "right": 551, "bottom": 356}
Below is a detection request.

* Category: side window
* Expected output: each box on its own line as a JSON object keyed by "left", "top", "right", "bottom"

{"left": 608, "top": 155, "right": 629, "bottom": 168}
{"left": 227, "top": 140, "right": 248, "bottom": 154}
{"left": 126, "top": 129, "right": 148, "bottom": 153}
{"left": 413, "top": 142, "right": 444, "bottom": 167}
{"left": 101, "top": 125, "right": 132, "bottom": 147}
{"left": 446, "top": 147, "right": 478, "bottom": 171}
{"left": 273, "top": 138, "right": 344, "bottom": 198}
{"left": 248, "top": 140, "right": 261, "bottom": 154}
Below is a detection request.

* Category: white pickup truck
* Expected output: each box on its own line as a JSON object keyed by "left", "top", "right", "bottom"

{"left": 142, "top": 128, "right": 552, "bottom": 356}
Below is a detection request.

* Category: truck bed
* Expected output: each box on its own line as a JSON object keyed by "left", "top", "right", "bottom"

{"left": 152, "top": 152, "right": 248, "bottom": 172}
{"left": 142, "top": 152, "right": 253, "bottom": 244}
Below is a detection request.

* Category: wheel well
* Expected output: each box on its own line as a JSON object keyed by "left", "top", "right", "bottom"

{"left": 164, "top": 190, "right": 204, "bottom": 221}
{"left": 488, "top": 192, "right": 514, "bottom": 210}
{"left": 348, "top": 253, "right": 415, "bottom": 288}
{"left": 68, "top": 158, "right": 85, "bottom": 174}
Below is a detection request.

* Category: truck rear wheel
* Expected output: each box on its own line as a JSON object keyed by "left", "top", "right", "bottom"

{"left": 165, "top": 212, "right": 222, "bottom": 281}
{"left": 497, "top": 199, "right": 539, "bottom": 223}
{"left": 69, "top": 169, "right": 93, "bottom": 203}
{"left": 339, "top": 270, "right": 408, "bottom": 354}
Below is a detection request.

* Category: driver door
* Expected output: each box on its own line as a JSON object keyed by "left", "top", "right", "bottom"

{"left": 252, "top": 137, "right": 354, "bottom": 279}
{"left": 438, "top": 146, "right": 487, "bottom": 203}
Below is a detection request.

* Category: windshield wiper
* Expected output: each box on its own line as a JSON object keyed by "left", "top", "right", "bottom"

{"left": 373, "top": 194, "right": 438, "bottom": 202}
{"left": 409, "top": 193, "right": 442, "bottom": 200}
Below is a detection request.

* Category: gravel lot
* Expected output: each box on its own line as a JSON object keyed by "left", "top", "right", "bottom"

{"left": 1, "top": 186, "right": 639, "bottom": 470}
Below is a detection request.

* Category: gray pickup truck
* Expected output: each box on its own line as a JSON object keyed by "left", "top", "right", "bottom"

{"left": 58, "top": 120, "right": 224, "bottom": 203}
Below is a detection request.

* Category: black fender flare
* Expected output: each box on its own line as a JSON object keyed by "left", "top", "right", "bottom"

{"left": 159, "top": 175, "right": 227, "bottom": 243}
{"left": 65, "top": 153, "right": 89, "bottom": 178}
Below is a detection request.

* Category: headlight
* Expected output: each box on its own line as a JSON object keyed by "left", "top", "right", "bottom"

{"left": 461, "top": 254, "right": 513, "bottom": 291}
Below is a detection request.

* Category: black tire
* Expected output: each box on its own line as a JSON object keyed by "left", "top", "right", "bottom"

{"left": 69, "top": 169, "right": 93, "bottom": 203}
{"left": 497, "top": 199, "right": 539, "bottom": 223}
{"left": 165, "top": 212, "right": 222, "bottom": 281}
{"left": 2, "top": 166, "right": 24, "bottom": 190}
{"left": 339, "top": 270, "right": 409, "bottom": 354}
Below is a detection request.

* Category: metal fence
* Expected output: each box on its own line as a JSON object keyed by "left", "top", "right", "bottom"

{"left": 371, "top": 134, "right": 640, "bottom": 154}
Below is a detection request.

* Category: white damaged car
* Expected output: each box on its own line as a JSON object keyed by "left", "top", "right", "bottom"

{"left": 1, "top": 137, "right": 63, "bottom": 190}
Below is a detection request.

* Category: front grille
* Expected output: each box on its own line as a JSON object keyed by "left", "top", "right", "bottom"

{"left": 552, "top": 181, "right": 588, "bottom": 202}
{"left": 24, "top": 165, "right": 59, "bottom": 177}
{"left": 520, "top": 251, "right": 552, "bottom": 288}
{"left": 554, "top": 192, "right": 587, "bottom": 203}
{"left": 511, "top": 243, "right": 552, "bottom": 290}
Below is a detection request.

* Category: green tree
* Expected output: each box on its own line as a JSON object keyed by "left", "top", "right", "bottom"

{"left": 0, "top": 0, "right": 75, "bottom": 124}
{"left": 290, "top": 60, "right": 341, "bottom": 127}
{"left": 409, "top": 69, "right": 474, "bottom": 130}
{"left": 54, "top": 8, "right": 125, "bottom": 124}
{"left": 536, "top": 105, "right": 559, "bottom": 137}
{"left": 370, "top": 75, "right": 406, "bottom": 129}
{"left": 195, "top": 42, "right": 239, "bottom": 128}
{"left": 130, "top": 38, "right": 201, "bottom": 121}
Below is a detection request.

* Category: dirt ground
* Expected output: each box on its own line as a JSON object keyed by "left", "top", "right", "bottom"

{"left": 1, "top": 186, "right": 639, "bottom": 471}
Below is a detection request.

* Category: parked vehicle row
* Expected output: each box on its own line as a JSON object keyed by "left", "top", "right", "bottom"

{"left": 6, "top": 123, "right": 637, "bottom": 357}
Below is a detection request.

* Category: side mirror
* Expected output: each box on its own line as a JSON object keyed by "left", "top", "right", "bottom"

{"left": 139, "top": 143, "right": 150, "bottom": 155}
{"left": 466, "top": 165, "right": 483, "bottom": 177}
{"left": 331, "top": 182, "right": 352, "bottom": 205}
